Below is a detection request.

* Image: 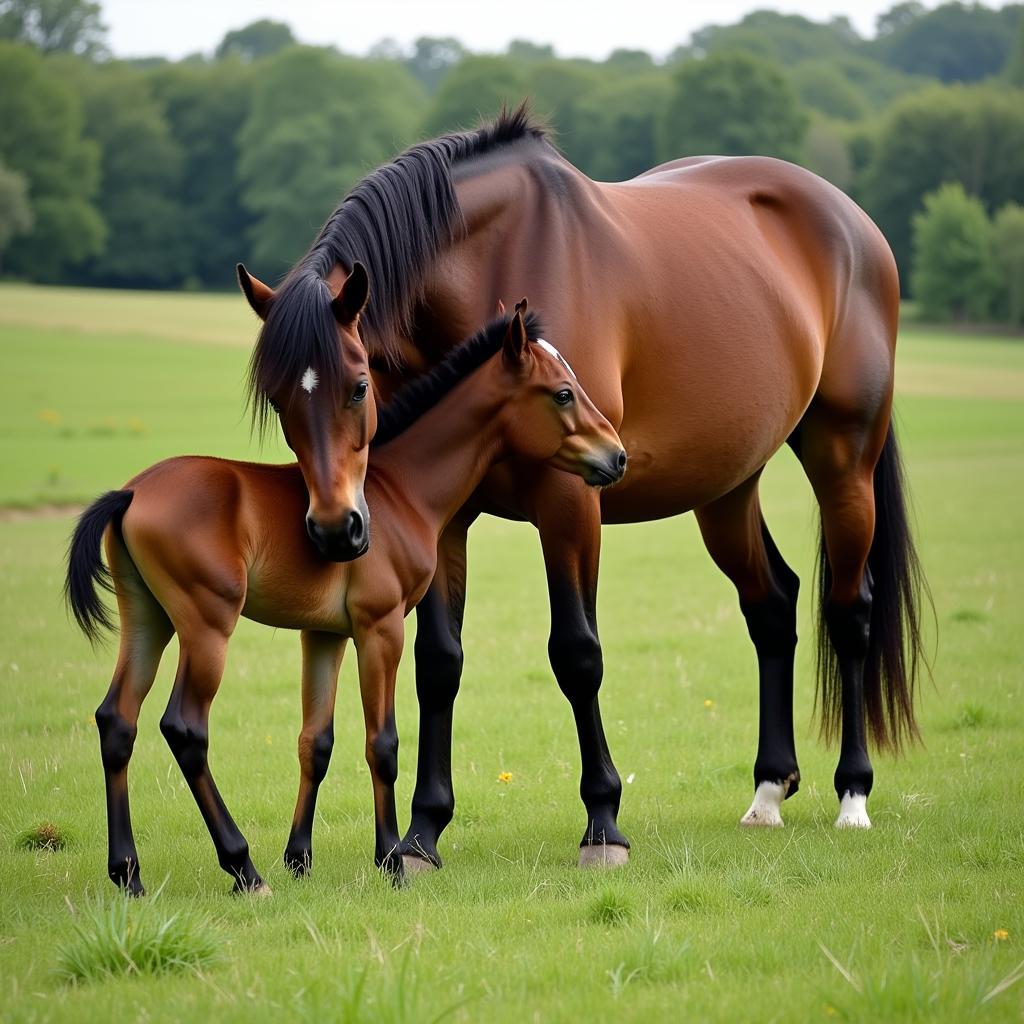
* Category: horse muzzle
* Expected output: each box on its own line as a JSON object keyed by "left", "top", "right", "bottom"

{"left": 582, "top": 448, "right": 627, "bottom": 487}
{"left": 305, "top": 508, "right": 369, "bottom": 562}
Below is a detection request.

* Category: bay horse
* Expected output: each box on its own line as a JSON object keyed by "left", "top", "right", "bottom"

{"left": 65, "top": 302, "right": 626, "bottom": 893}
{"left": 237, "top": 105, "right": 926, "bottom": 871}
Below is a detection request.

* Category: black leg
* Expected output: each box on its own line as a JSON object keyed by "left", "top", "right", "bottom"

{"left": 401, "top": 513, "right": 473, "bottom": 871}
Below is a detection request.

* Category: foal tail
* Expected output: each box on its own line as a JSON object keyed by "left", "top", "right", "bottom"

{"left": 64, "top": 489, "right": 134, "bottom": 645}
{"left": 816, "top": 424, "right": 929, "bottom": 753}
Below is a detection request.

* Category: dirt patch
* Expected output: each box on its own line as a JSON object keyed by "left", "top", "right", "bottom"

{"left": 0, "top": 504, "right": 84, "bottom": 523}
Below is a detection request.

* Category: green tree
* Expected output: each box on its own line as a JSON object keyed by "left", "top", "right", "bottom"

{"left": 1005, "top": 17, "right": 1024, "bottom": 86}
{"left": 573, "top": 74, "right": 672, "bottom": 180}
{"left": 526, "top": 59, "right": 603, "bottom": 163}
{"left": 507, "top": 39, "right": 554, "bottom": 62}
{"left": 660, "top": 51, "right": 808, "bottom": 162}
{"left": 789, "top": 60, "right": 869, "bottom": 121}
{"left": 0, "top": 0, "right": 105, "bottom": 57}
{"left": 405, "top": 36, "right": 466, "bottom": 93}
{"left": 239, "top": 47, "right": 424, "bottom": 273}
{"left": 684, "top": 11, "right": 859, "bottom": 64}
{"left": 871, "top": 1, "right": 1022, "bottom": 83}
{"left": 0, "top": 157, "right": 33, "bottom": 267}
{"left": 911, "top": 183, "right": 996, "bottom": 321}
{"left": 992, "top": 203, "right": 1024, "bottom": 326}
{"left": 215, "top": 19, "right": 294, "bottom": 62}
{"left": 424, "top": 55, "right": 528, "bottom": 135}
{"left": 56, "top": 59, "right": 189, "bottom": 287}
{"left": 801, "top": 119, "right": 853, "bottom": 191}
{"left": 603, "top": 49, "right": 654, "bottom": 74}
{"left": 863, "top": 84, "right": 1024, "bottom": 276}
{"left": 151, "top": 59, "right": 255, "bottom": 287}
{"left": 0, "top": 43, "right": 103, "bottom": 279}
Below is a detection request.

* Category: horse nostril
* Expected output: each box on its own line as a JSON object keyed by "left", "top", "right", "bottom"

{"left": 344, "top": 509, "right": 365, "bottom": 545}
{"left": 306, "top": 516, "right": 324, "bottom": 545}
{"left": 616, "top": 450, "right": 627, "bottom": 473}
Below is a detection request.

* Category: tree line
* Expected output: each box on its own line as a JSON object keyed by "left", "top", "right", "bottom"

{"left": 1, "top": 0, "right": 1023, "bottom": 324}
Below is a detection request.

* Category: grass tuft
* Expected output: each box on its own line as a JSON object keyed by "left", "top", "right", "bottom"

{"left": 590, "top": 887, "right": 634, "bottom": 926}
{"left": 956, "top": 702, "right": 988, "bottom": 729}
{"left": 56, "top": 890, "right": 221, "bottom": 983}
{"left": 17, "top": 821, "right": 70, "bottom": 851}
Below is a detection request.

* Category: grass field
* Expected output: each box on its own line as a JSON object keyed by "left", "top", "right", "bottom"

{"left": 1, "top": 283, "right": 1022, "bottom": 1022}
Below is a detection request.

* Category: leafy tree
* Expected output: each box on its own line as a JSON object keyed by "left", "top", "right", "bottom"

{"left": 526, "top": 59, "right": 604, "bottom": 163}
{"left": 0, "top": 0, "right": 105, "bottom": 58}
{"left": 573, "top": 74, "right": 672, "bottom": 180}
{"left": 871, "top": 2, "right": 1022, "bottom": 82}
{"left": 56, "top": 59, "right": 190, "bottom": 287}
{"left": 0, "top": 158, "right": 33, "bottom": 266}
{"left": 684, "top": 11, "right": 859, "bottom": 64}
{"left": 0, "top": 43, "right": 103, "bottom": 279}
{"left": 507, "top": 39, "right": 554, "bottom": 62}
{"left": 424, "top": 56, "right": 527, "bottom": 135}
{"left": 660, "top": 51, "right": 808, "bottom": 162}
{"left": 911, "top": 183, "right": 996, "bottom": 321}
{"left": 239, "top": 47, "right": 424, "bottom": 273}
{"left": 603, "top": 49, "right": 654, "bottom": 74}
{"left": 789, "top": 60, "right": 870, "bottom": 121}
{"left": 863, "top": 84, "right": 1024, "bottom": 275}
{"left": 992, "top": 203, "right": 1024, "bottom": 326}
{"left": 151, "top": 59, "right": 255, "bottom": 287}
{"left": 875, "top": 2, "right": 927, "bottom": 37}
{"left": 405, "top": 36, "right": 466, "bottom": 93}
{"left": 1005, "top": 17, "right": 1024, "bottom": 86}
{"left": 801, "top": 119, "right": 853, "bottom": 191}
{"left": 215, "top": 19, "right": 293, "bottom": 62}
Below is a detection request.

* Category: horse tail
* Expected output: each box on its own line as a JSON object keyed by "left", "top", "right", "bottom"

{"left": 816, "top": 423, "right": 929, "bottom": 752}
{"left": 64, "top": 490, "right": 134, "bottom": 645}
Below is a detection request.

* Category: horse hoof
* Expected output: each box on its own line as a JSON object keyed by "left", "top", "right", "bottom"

{"left": 402, "top": 853, "right": 437, "bottom": 876}
{"left": 578, "top": 844, "right": 629, "bottom": 869}
{"left": 284, "top": 851, "right": 311, "bottom": 877}
{"left": 835, "top": 792, "right": 871, "bottom": 829}
{"left": 740, "top": 781, "right": 786, "bottom": 828}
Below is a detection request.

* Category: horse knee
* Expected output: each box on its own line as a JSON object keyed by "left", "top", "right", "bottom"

{"left": 549, "top": 628, "right": 603, "bottom": 703}
{"left": 741, "top": 579, "right": 799, "bottom": 655}
{"left": 415, "top": 632, "right": 463, "bottom": 707}
{"left": 96, "top": 703, "right": 137, "bottom": 774}
{"left": 159, "top": 713, "right": 208, "bottom": 777}
{"left": 299, "top": 726, "right": 334, "bottom": 785}
{"left": 824, "top": 593, "right": 872, "bottom": 660}
{"left": 366, "top": 721, "right": 399, "bottom": 786}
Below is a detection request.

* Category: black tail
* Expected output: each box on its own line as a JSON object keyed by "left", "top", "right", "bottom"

{"left": 64, "top": 490, "right": 134, "bottom": 645}
{"left": 816, "top": 424, "right": 930, "bottom": 753}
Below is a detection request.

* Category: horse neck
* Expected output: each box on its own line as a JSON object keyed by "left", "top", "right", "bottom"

{"left": 369, "top": 360, "right": 510, "bottom": 537}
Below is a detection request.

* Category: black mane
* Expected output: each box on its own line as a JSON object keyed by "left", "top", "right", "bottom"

{"left": 247, "top": 105, "right": 548, "bottom": 430}
{"left": 373, "top": 310, "right": 545, "bottom": 448}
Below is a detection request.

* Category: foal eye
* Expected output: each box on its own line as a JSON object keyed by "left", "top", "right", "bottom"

{"left": 351, "top": 380, "right": 369, "bottom": 404}
{"left": 554, "top": 388, "right": 574, "bottom": 407}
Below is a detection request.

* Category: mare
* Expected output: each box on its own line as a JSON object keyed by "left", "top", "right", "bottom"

{"left": 236, "top": 105, "right": 927, "bottom": 872}
{"left": 65, "top": 303, "right": 625, "bottom": 893}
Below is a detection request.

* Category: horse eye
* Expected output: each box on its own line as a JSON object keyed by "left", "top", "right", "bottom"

{"left": 351, "top": 380, "right": 369, "bottom": 404}
{"left": 554, "top": 388, "right": 574, "bottom": 407}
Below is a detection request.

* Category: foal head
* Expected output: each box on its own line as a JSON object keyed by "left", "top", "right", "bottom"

{"left": 499, "top": 302, "right": 627, "bottom": 487}
{"left": 239, "top": 262, "right": 376, "bottom": 561}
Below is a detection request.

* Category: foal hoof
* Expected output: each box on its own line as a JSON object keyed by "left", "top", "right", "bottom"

{"left": 578, "top": 843, "right": 630, "bottom": 869}
{"left": 835, "top": 792, "right": 871, "bottom": 829}
{"left": 401, "top": 853, "right": 438, "bottom": 876}
{"left": 740, "top": 781, "right": 786, "bottom": 828}
{"left": 232, "top": 877, "right": 272, "bottom": 897}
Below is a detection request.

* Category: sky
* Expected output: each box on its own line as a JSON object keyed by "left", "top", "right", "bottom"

{"left": 99, "top": 0, "right": 916, "bottom": 62}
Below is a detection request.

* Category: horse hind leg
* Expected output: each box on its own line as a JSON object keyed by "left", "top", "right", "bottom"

{"left": 96, "top": 539, "right": 173, "bottom": 894}
{"left": 695, "top": 473, "right": 801, "bottom": 828}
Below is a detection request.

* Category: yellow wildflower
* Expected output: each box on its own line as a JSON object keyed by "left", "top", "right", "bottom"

{"left": 37, "top": 409, "right": 62, "bottom": 426}
{"left": 704, "top": 699, "right": 715, "bottom": 709}
{"left": 497, "top": 772, "right": 513, "bottom": 783}
{"left": 994, "top": 928, "right": 1009, "bottom": 941}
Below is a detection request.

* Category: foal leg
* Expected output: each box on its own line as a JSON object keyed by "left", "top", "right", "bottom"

{"left": 354, "top": 612, "right": 405, "bottom": 880}
{"left": 96, "top": 582, "right": 173, "bottom": 894}
{"left": 695, "top": 473, "right": 801, "bottom": 828}
{"left": 401, "top": 511, "right": 475, "bottom": 872}
{"left": 536, "top": 481, "right": 628, "bottom": 867}
{"left": 160, "top": 624, "right": 267, "bottom": 892}
{"left": 284, "top": 630, "right": 346, "bottom": 876}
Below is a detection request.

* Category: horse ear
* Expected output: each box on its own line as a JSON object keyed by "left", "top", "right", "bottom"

{"left": 331, "top": 261, "right": 370, "bottom": 325}
{"left": 502, "top": 300, "right": 529, "bottom": 368}
{"left": 237, "top": 264, "right": 274, "bottom": 321}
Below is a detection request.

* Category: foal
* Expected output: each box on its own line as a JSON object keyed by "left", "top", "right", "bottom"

{"left": 66, "top": 305, "right": 626, "bottom": 894}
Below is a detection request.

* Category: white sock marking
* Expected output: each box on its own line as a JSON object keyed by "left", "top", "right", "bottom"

{"left": 835, "top": 791, "right": 871, "bottom": 829}
{"left": 300, "top": 366, "right": 319, "bottom": 393}
{"left": 740, "top": 781, "right": 786, "bottom": 827}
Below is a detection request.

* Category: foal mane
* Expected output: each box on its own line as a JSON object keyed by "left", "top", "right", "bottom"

{"left": 373, "top": 309, "right": 545, "bottom": 449}
{"left": 247, "top": 104, "right": 549, "bottom": 432}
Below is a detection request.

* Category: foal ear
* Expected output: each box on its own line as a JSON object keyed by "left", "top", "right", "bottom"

{"left": 237, "top": 264, "right": 275, "bottom": 321}
{"left": 331, "top": 261, "right": 370, "bottom": 325}
{"left": 502, "top": 300, "right": 529, "bottom": 368}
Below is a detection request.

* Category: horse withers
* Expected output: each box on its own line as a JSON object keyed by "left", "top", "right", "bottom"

{"left": 65, "top": 303, "right": 625, "bottom": 894}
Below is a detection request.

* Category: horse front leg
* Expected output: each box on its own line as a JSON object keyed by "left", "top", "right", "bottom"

{"left": 400, "top": 511, "right": 475, "bottom": 873}
{"left": 536, "top": 480, "right": 629, "bottom": 867}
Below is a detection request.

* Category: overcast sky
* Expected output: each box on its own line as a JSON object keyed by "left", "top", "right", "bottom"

{"left": 99, "top": 0, "right": 919, "bottom": 62}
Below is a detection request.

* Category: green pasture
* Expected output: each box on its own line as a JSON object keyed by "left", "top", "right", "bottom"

{"left": 1, "top": 283, "right": 1022, "bottom": 1022}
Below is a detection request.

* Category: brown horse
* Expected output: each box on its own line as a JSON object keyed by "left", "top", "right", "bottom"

{"left": 65, "top": 303, "right": 626, "bottom": 893}
{"left": 237, "top": 106, "right": 926, "bottom": 871}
